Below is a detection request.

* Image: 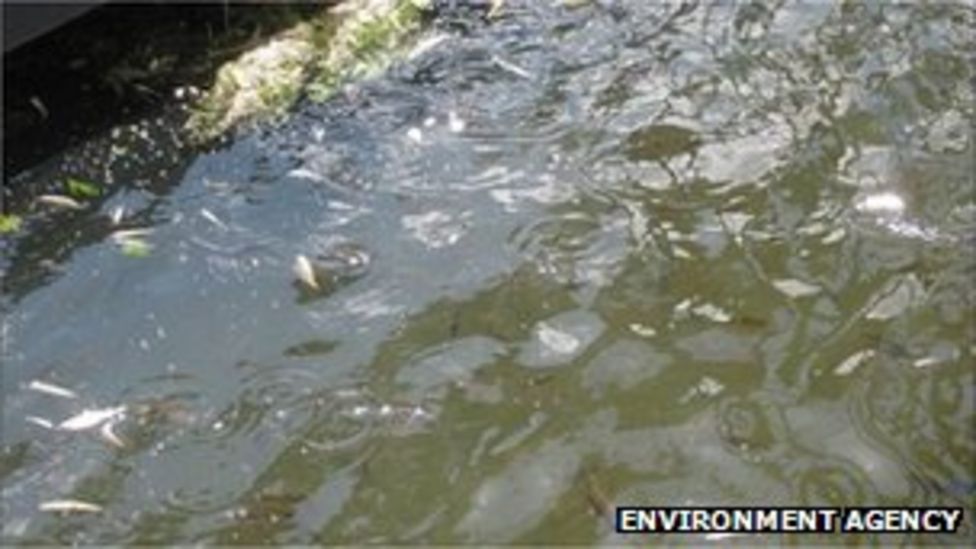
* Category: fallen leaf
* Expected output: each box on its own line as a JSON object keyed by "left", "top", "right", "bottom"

{"left": 0, "top": 214, "right": 22, "bottom": 234}
{"left": 65, "top": 177, "right": 102, "bottom": 199}
{"left": 119, "top": 239, "right": 152, "bottom": 257}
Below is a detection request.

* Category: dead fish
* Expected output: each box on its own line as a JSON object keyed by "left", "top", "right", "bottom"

{"left": 27, "top": 380, "right": 78, "bottom": 399}
{"left": 36, "top": 194, "right": 84, "bottom": 210}
{"left": 491, "top": 55, "right": 532, "bottom": 79}
{"left": 38, "top": 499, "right": 103, "bottom": 514}
{"left": 109, "top": 205, "right": 126, "bottom": 225}
{"left": 110, "top": 228, "right": 154, "bottom": 242}
{"left": 58, "top": 406, "right": 126, "bottom": 432}
{"left": 293, "top": 254, "right": 319, "bottom": 290}
{"left": 25, "top": 416, "right": 55, "bottom": 430}
{"left": 487, "top": 0, "right": 506, "bottom": 18}
{"left": 99, "top": 422, "right": 127, "bottom": 449}
{"left": 200, "top": 208, "right": 229, "bottom": 230}
{"left": 30, "top": 95, "right": 49, "bottom": 119}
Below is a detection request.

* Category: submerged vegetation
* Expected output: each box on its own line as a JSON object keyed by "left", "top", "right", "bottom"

{"left": 186, "top": 0, "right": 433, "bottom": 143}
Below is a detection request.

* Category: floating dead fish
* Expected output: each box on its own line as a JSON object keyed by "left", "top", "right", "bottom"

{"left": 27, "top": 380, "right": 78, "bottom": 399}
{"left": 408, "top": 33, "right": 450, "bottom": 60}
{"left": 110, "top": 228, "right": 154, "bottom": 242}
{"left": 487, "top": 0, "right": 506, "bottom": 19}
{"left": 200, "top": 208, "right": 228, "bottom": 230}
{"left": 293, "top": 254, "right": 319, "bottom": 290}
{"left": 772, "top": 278, "right": 821, "bottom": 298}
{"left": 25, "top": 416, "right": 55, "bottom": 430}
{"left": 109, "top": 205, "right": 125, "bottom": 225}
{"left": 491, "top": 55, "right": 532, "bottom": 79}
{"left": 288, "top": 168, "right": 327, "bottom": 182}
{"left": 855, "top": 191, "right": 905, "bottom": 214}
{"left": 30, "top": 95, "right": 50, "bottom": 119}
{"left": 834, "top": 349, "right": 876, "bottom": 376}
{"left": 58, "top": 406, "right": 126, "bottom": 432}
{"left": 39, "top": 499, "right": 103, "bottom": 514}
{"left": 99, "top": 422, "right": 127, "bottom": 449}
{"left": 36, "top": 194, "right": 84, "bottom": 210}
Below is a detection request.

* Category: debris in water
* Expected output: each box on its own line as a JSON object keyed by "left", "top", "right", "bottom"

{"left": 111, "top": 228, "right": 154, "bottom": 257}
{"left": 65, "top": 177, "right": 102, "bottom": 199}
{"left": 119, "top": 239, "right": 152, "bottom": 257}
{"left": 27, "top": 380, "right": 78, "bottom": 399}
{"left": 0, "top": 214, "right": 22, "bottom": 233}
{"left": 581, "top": 467, "right": 613, "bottom": 518}
{"left": 36, "top": 195, "right": 85, "bottom": 210}
{"left": 38, "top": 500, "right": 103, "bottom": 514}
{"left": 293, "top": 254, "right": 319, "bottom": 290}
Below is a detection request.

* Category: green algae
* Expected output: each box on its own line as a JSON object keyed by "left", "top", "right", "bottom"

{"left": 186, "top": 0, "right": 432, "bottom": 144}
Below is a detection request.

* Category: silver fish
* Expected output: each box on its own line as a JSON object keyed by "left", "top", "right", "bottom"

{"left": 39, "top": 500, "right": 103, "bottom": 514}
{"left": 37, "top": 194, "right": 84, "bottom": 210}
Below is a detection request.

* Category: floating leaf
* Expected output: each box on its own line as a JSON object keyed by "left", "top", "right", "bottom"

{"left": 65, "top": 177, "right": 102, "bottom": 199}
{"left": 0, "top": 214, "right": 22, "bottom": 233}
{"left": 120, "top": 239, "right": 152, "bottom": 257}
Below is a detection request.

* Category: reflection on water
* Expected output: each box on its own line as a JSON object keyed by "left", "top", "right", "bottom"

{"left": 2, "top": 0, "right": 973, "bottom": 544}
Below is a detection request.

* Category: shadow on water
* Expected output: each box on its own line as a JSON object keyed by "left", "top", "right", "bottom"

{"left": 2, "top": 0, "right": 974, "bottom": 545}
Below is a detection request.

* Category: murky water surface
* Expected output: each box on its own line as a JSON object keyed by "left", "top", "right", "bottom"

{"left": 2, "top": 1, "right": 973, "bottom": 544}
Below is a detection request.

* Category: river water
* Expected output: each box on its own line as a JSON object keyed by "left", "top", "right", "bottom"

{"left": 2, "top": 1, "right": 973, "bottom": 544}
